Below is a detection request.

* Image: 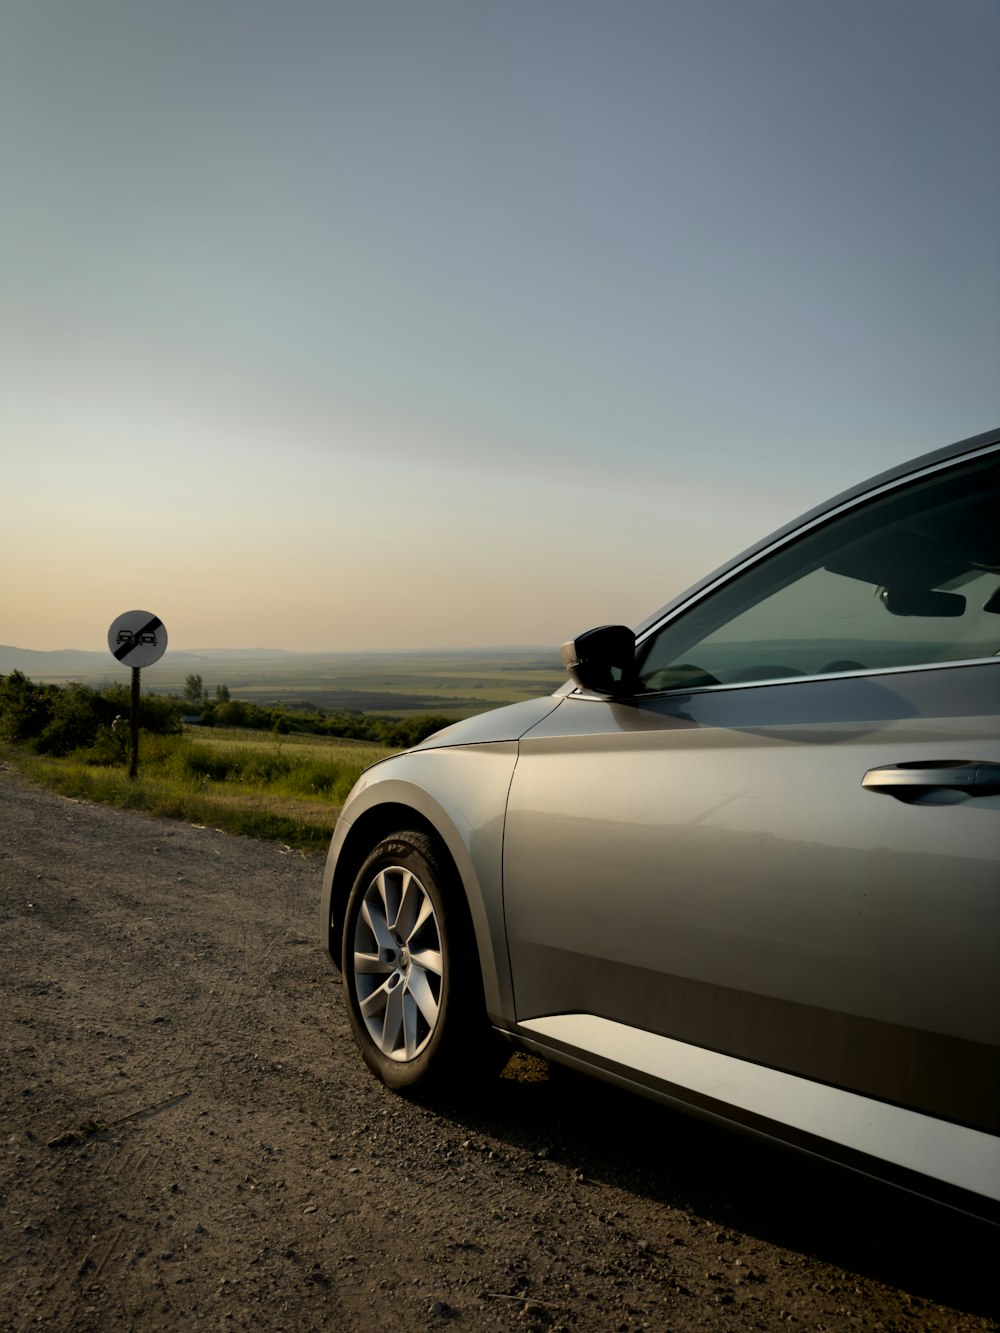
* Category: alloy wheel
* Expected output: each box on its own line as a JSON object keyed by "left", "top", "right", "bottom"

{"left": 351, "top": 864, "right": 444, "bottom": 1061}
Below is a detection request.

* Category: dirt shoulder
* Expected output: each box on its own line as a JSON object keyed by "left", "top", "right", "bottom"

{"left": 1, "top": 762, "right": 996, "bottom": 1331}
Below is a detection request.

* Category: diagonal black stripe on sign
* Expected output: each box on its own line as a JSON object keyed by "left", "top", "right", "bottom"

{"left": 113, "top": 615, "right": 163, "bottom": 661}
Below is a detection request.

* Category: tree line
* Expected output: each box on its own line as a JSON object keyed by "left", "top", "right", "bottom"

{"left": 0, "top": 671, "right": 453, "bottom": 760}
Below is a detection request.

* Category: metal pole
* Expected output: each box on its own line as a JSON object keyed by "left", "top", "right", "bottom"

{"left": 129, "top": 666, "right": 140, "bottom": 780}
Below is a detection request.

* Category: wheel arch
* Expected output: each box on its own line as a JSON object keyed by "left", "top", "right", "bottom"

{"left": 327, "top": 801, "right": 443, "bottom": 953}
{"left": 322, "top": 764, "right": 516, "bottom": 1024}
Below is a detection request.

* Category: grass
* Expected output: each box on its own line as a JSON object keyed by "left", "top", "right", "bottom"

{"left": 5, "top": 728, "right": 396, "bottom": 854}
{"left": 1, "top": 649, "right": 563, "bottom": 851}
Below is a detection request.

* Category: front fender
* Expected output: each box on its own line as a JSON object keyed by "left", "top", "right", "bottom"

{"left": 321, "top": 741, "right": 521, "bottom": 1024}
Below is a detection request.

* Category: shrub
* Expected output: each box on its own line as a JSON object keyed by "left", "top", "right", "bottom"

{"left": 216, "top": 699, "right": 250, "bottom": 728}
{"left": 81, "top": 724, "right": 130, "bottom": 767}
{"left": 374, "top": 715, "right": 452, "bottom": 748}
{"left": 0, "top": 671, "right": 56, "bottom": 743}
{"left": 0, "top": 674, "right": 183, "bottom": 757}
{"left": 35, "top": 683, "right": 112, "bottom": 756}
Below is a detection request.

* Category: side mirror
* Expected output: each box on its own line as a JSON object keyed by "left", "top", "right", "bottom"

{"left": 560, "top": 624, "right": 636, "bottom": 697}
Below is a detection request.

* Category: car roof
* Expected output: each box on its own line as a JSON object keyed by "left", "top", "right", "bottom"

{"left": 635, "top": 424, "right": 1000, "bottom": 637}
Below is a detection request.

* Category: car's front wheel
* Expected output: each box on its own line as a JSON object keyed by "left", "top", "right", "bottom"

{"left": 341, "top": 830, "right": 499, "bottom": 1094}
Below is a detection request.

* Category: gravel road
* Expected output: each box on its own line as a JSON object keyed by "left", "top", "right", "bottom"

{"left": 1, "top": 762, "right": 996, "bottom": 1331}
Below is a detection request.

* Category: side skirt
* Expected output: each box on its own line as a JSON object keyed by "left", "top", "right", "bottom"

{"left": 515, "top": 1013, "right": 1000, "bottom": 1222}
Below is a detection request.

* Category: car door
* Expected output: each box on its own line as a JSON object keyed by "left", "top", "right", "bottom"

{"left": 502, "top": 445, "right": 1000, "bottom": 1135}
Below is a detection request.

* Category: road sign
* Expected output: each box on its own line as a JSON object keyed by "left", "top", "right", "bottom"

{"left": 107, "top": 610, "right": 168, "bottom": 668}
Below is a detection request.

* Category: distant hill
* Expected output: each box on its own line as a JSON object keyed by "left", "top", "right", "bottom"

{"left": 0, "top": 645, "right": 208, "bottom": 680}
{"left": 0, "top": 644, "right": 564, "bottom": 716}
{"left": 0, "top": 644, "right": 557, "bottom": 675}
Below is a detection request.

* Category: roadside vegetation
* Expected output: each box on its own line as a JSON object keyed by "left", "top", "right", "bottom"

{"left": 0, "top": 671, "right": 445, "bottom": 852}
{"left": 179, "top": 672, "right": 454, "bottom": 747}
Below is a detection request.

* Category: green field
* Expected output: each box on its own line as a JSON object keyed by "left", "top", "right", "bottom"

{"left": 192, "top": 725, "right": 393, "bottom": 770}
{"left": 194, "top": 652, "right": 564, "bottom": 717}
{"left": 1, "top": 647, "right": 566, "bottom": 720}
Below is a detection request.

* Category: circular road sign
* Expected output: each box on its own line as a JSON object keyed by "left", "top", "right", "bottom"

{"left": 108, "top": 610, "right": 168, "bottom": 668}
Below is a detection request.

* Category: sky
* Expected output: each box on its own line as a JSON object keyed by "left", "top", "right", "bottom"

{"left": 2, "top": 0, "right": 998, "bottom": 653}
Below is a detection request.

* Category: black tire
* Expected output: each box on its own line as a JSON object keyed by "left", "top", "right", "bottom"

{"left": 341, "top": 830, "right": 500, "bottom": 1094}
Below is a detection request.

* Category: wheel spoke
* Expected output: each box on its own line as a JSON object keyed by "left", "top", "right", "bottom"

{"left": 359, "top": 978, "right": 390, "bottom": 1020}
{"left": 402, "top": 992, "right": 420, "bottom": 1059}
{"left": 381, "top": 982, "right": 405, "bottom": 1055}
{"left": 406, "top": 965, "right": 440, "bottom": 1027}
{"left": 408, "top": 946, "right": 443, "bottom": 977}
{"left": 376, "top": 869, "right": 402, "bottom": 933}
{"left": 404, "top": 894, "right": 436, "bottom": 945}
{"left": 354, "top": 949, "right": 393, "bottom": 976}
{"left": 394, "top": 872, "right": 423, "bottom": 939}
{"left": 360, "top": 895, "right": 394, "bottom": 956}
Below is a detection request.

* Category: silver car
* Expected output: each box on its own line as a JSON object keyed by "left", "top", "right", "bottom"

{"left": 322, "top": 427, "right": 1000, "bottom": 1219}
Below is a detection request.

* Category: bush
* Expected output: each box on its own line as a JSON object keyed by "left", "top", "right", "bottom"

{"left": 35, "top": 684, "right": 113, "bottom": 756}
{"left": 0, "top": 674, "right": 183, "bottom": 758}
{"left": 81, "top": 724, "right": 130, "bottom": 767}
{"left": 215, "top": 699, "right": 250, "bottom": 728}
{"left": 0, "top": 671, "right": 56, "bottom": 743}
{"left": 374, "top": 715, "right": 452, "bottom": 748}
{"left": 1, "top": 671, "right": 449, "bottom": 765}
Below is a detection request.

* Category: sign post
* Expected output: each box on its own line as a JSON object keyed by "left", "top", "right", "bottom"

{"left": 107, "top": 611, "right": 168, "bottom": 779}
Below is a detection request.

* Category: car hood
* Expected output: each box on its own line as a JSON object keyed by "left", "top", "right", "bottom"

{"left": 407, "top": 696, "right": 564, "bottom": 751}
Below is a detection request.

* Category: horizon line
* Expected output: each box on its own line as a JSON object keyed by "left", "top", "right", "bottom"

{"left": 1, "top": 642, "right": 561, "bottom": 657}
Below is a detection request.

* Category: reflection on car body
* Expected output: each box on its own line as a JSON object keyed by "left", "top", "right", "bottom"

{"left": 322, "top": 426, "right": 1000, "bottom": 1221}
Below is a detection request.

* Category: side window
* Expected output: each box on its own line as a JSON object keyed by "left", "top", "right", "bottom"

{"left": 636, "top": 454, "right": 1000, "bottom": 692}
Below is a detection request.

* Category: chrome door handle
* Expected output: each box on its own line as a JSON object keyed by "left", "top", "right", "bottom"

{"left": 862, "top": 761, "right": 1000, "bottom": 802}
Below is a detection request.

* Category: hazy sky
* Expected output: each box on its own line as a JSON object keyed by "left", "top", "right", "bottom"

{"left": 3, "top": 0, "right": 998, "bottom": 652}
